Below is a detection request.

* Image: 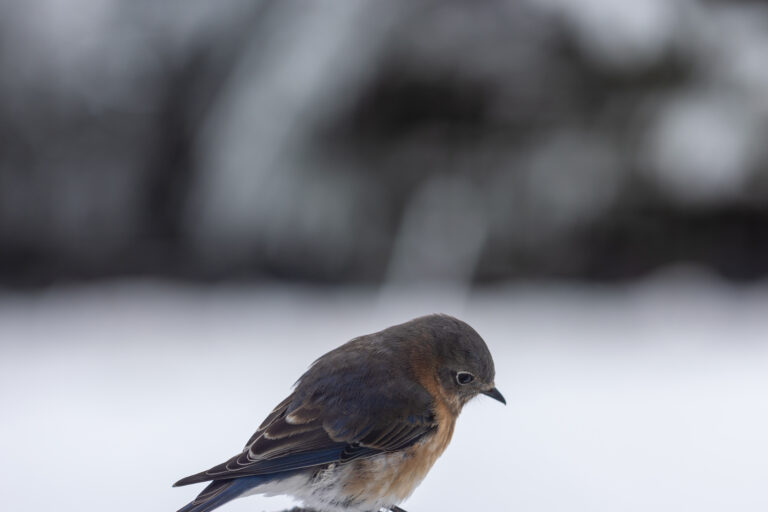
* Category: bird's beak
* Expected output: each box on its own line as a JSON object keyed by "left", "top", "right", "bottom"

{"left": 482, "top": 387, "right": 506, "bottom": 405}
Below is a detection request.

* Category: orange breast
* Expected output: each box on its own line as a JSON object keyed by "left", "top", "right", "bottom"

{"left": 382, "top": 358, "right": 460, "bottom": 501}
{"left": 342, "top": 414, "right": 456, "bottom": 504}
{"left": 342, "top": 375, "right": 458, "bottom": 504}
{"left": 385, "top": 400, "right": 456, "bottom": 500}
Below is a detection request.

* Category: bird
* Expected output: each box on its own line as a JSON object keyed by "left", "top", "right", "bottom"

{"left": 174, "top": 314, "right": 505, "bottom": 512}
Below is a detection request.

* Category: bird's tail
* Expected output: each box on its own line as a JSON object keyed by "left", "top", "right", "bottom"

{"left": 176, "top": 476, "right": 265, "bottom": 512}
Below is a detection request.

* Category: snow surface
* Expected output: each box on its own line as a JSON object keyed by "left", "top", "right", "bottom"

{"left": 1, "top": 276, "right": 767, "bottom": 511}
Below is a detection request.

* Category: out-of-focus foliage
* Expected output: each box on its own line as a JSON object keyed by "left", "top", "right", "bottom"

{"left": 2, "top": 0, "right": 767, "bottom": 287}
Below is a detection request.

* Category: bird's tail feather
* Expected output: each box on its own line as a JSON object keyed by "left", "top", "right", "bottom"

{"left": 176, "top": 477, "right": 264, "bottom": 512}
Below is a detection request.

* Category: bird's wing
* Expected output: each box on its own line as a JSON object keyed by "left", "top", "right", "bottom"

{"left": 174, "top": 377, "right": 436, "bottom": 486}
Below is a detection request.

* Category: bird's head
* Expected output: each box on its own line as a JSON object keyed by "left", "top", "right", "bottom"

{"left": 404, "top": 314, "right": 506, "bottom": 412}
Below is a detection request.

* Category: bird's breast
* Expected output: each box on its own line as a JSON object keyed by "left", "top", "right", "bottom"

{"left": 342, "top": 402, "right": 457, "bottom": 505}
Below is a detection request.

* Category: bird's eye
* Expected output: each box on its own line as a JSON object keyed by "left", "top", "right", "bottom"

{"left": 456, "top": 371, "right": 475, "bottom": 385}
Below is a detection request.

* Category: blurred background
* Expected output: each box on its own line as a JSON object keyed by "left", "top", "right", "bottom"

{"left": 1, "top": 0, "right": 767, "bottom": 511}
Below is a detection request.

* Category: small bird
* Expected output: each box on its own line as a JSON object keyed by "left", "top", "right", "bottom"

{"left": 174, "top": 314, "right": 505, "bottom": 512}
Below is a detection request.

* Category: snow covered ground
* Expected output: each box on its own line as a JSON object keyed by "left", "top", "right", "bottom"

{"left": 1, "top": 276, "right": 767, "bottom": 512}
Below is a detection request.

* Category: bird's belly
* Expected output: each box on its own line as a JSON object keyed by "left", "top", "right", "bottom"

{"left": 299, "top": 430, "right": 452, "bottom": 512}
{"left": 293, "top": 454, "right": 418, "bottom": 512}
{"left": 238, "top": 448, "right": 439, "bottom": 512}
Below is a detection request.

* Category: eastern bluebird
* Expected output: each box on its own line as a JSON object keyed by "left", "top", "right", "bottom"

{"left": 174, "top": 314, "right": 505, "bottom": 512}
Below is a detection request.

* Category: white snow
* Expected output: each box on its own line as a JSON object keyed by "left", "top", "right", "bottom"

{"left": 1, "top": 276, "right": 767, "bottom": 512}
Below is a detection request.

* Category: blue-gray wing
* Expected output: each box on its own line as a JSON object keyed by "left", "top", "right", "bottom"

{"left": 174, "top": 352, "right": 436, "bottom": 486}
